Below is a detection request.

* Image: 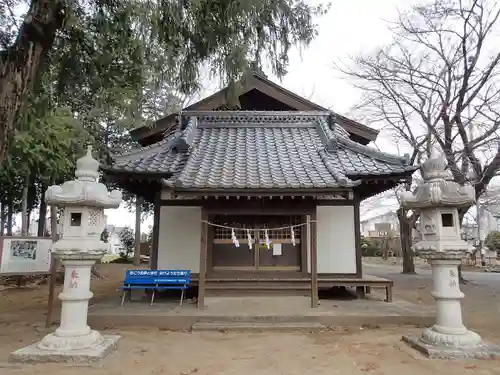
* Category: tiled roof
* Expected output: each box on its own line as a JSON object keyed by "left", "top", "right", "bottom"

{"left": 107, "top": 112, "right": 417, "bottom": 190}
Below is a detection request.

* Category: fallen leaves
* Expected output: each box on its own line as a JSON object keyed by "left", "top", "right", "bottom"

{"left": 359, "top": 362, "right": 379, "bottom": 372}
{"left": 464, "top": 363, "right": 478, "bottom": 370}
{"left": 180, "top": 368, "right": 198, "bottom": 375}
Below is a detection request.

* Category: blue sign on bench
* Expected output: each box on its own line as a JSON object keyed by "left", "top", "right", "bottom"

{"left": 120, "top": 269, "right": 191, "bottom": 306}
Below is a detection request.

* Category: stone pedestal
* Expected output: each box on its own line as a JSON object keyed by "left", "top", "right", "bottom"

{"left": 421, "top": 258, "right": 480, "bottom": 347}
{"left": 9, "top": 146, "right": 122, "bottom": 364}
{"left": 10, "top": 256, "right": 121, "bottom": 364}
{"left": 401, "top": 254, "right": 500, "bottom": 359}
{"left": 38, "top": 257, "right": 106, "bottom": 348}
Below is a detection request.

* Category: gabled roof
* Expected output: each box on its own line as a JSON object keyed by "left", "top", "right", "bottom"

{"left": 130, "top": 73, "right": 379, "bottom": 146}
{"left": 107, "top": 111, "right": 416, "bottom": 193}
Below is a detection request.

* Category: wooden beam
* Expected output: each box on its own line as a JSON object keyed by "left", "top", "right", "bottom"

{"left": 307, "top": 215, "right": 319, "bottom": 308}
{"left": 197, "top": 208, "right": 208, "bottom": 309}
{"left": 133, "top": 196, "right": 143, "bottom": 266}
{"left": 160, "top": 198, "right": 354, "bottom": 207}
{"left": 300, "top": 218, "right": 308, "bottom": 276}
{"left": 353, "top": 193, "right": 362, "bottom": 278}
{"left": 150, "top": 192, "right": 161, "bottom": 269}
{"left": 202, "top": 200, "right": 318, "bottom": 215}
{"left": 173, "top": 189, "right": 352, "bottom": 198}
{"left": 311, "top": 212, "right": 318, "bottom": 307}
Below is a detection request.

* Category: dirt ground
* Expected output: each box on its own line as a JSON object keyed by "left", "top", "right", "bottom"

{"left": 1, "top": 263, "right": 500, "bottom": 374}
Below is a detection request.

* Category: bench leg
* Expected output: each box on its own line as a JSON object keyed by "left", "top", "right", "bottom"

{"left": 365, "top": 286, "right": 371, "bottom": 294}
{"left": 356, "top": 286, "right": 365, "bottom": 299}
{"left": 180, "top": 288, "right": 185, "bottom": 307}
{"left": 150, "top": 289, "right": 156, "bottom": 306}
{"left": 386, "top": 286, "right": 393, "bottom": 303}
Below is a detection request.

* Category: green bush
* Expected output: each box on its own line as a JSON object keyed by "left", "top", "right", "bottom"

{"left": 118, "top": 227, "right": 135, "bottom": 261}
{"left": 360, "top": 236, "right": 382, "bottom": 257}
{"left": 485, "top": 231, "right": 500, "bottom": 251}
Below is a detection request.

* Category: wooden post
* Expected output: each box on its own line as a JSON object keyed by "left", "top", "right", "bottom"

{"left": 311, "top": 214, "right": 319, "bottom": 307}
{"left": 134, "top": 196, "right": 142, "bottom": 266}
{"left": 45, "top": 204, "right": 58, "bottom": 328}
{"left": 308, "top": 215, "right": 319, "bottom": 308}
{"left": 197, "top": 209, "right": 208, "bottom": 309}
{"left": 150, "top": 193, "right": 161, "bottom": 270}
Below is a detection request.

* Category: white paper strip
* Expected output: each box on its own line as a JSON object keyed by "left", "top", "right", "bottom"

{"left": 272, "top": 243, "right": 282, "bottom": 256}
{"left": 231, "top": 228, "right": 240, "bottom": 247}
{"left": 246, "top": 229, "right": 252, "bottom": 249}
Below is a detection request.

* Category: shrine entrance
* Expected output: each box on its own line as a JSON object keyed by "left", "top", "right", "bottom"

{"left": 210, "top": 215, "right": 304, "bottom": 273}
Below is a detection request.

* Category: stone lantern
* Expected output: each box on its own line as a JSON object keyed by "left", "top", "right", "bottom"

{"left": 399, "top": 156, "right": 500, "bottom": 359}
{"left": 11, "top": 146, "right": 122, "bottom": 363}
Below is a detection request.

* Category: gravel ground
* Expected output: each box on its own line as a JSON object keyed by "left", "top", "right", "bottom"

{"left": 0, "top": 262, "right": 499, "bottom": 374}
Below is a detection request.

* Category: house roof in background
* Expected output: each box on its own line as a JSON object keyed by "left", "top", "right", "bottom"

{"left": 105, "top": 225, "right": 127, "bottom": 234}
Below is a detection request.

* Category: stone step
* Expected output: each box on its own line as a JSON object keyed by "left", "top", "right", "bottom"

{"left": 206, "top": 284, "right": 311, "bottom": 289}
{"left": 191, "top": 321, "right": 326, "bottom": 332}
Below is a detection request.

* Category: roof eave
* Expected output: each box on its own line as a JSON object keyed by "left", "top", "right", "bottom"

{"left": 168, "top": 187, "right": 355, "bottom": 197}
{"left": 347, "top": 168, "right": 418, "bottom": 181}
{"left": 101, "top": 167, "right": 174, "bottom": 179}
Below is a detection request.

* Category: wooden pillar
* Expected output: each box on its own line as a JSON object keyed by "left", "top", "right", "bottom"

{"left": 197, "top": 208, "right": 208, "bottom": 309}
{"left": 300, "top": 220, "right": 308, "bottom": 276}
{"left": 308, "top": 214, "right": 319, "bottom": 308}
{"left": 353, "top": 193, "right": 362, "bottom": 278}
{"left": 150, "top": 192, "right": 161, "bottom": 270}
{"left": 133, "top": 196, "right": 143, "bottom": 266}
{"left": 311, "top": 212, "right": 318, "bottom": 306}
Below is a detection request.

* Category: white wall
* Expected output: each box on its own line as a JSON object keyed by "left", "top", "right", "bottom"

{"left": 360, "top": 212, "right": 399, "bottom": 236}
{"left": 314, "top": 205, "right": 357, "bottom": 274}
{"left": 157, "top": 206, "right": 201, "bottom": 272}
{"left": 108, "top": 232, "right": 122, "bottom": 255}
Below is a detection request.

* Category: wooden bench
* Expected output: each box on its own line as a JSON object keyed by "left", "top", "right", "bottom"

{"left": 120, "top": 269, "right": 191, "bottom": 306}
{"left": 318, "top": 275, "right": 393, "bottom": 303}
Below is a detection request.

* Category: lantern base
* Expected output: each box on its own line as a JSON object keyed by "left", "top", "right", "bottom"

{"left": 37, "top": 329, "right": 104, "bottom": 351}
{"left": 421, "top": 326, "right": 481, "bottom": 348}
{"left": 9, "top": 334, "right": 120, "bottom": 364}
{"left": 402, "top": 334, "right": 500, "bottom": 360}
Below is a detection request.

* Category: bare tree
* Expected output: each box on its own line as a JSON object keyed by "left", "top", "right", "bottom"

{"left": 338, "top": 0, "right": 500, "bottom": 280}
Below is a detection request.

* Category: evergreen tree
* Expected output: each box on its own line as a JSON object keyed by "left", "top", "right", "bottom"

{"left": 0, "top": 0, "right": 329, "bottom": 164}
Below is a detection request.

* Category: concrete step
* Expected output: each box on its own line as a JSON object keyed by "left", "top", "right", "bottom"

{"left": 205, "top": 289, "right": 310, "bottom": 297}
{"left": 191, "top": 321, "right": 326, "bottom": 332}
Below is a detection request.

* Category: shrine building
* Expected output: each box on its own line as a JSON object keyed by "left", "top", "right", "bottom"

{"left": 103, "top": 73, "right": 417, "bottom": 305}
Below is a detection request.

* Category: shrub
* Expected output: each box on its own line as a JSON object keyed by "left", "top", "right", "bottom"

{"left": 485, "top": 231, "right": 500, "bottom": 252}
{"left": 118, "top": 227, "right": 135, "bottom": 261}
{"left": 360, "top": 236, "right": 382, "bottom": 257}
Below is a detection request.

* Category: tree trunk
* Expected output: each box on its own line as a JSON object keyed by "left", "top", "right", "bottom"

{"left": 0, "top": 201, "right": 5, "bottom": 236}
{"left": 398, "top": 208, "right": 416, "bottom": 274}
{"left": 458, "top": 208, "right": 468, "bottom": 284}
{"left": 382, "top": 239, "right": 389, "bottom": 260}
{"left": 0, "top": 0, "right": 67, "bottom": 164}
{"left": 6, "top": 194, "right": 13, "bottom": 236}
{"left": 134, "top": 196, "right": 143, "bottom": 266}
{"left": 27, "top": 209, "right": 32, "bottom": 232}
{"left": 45, "top": 204, "right": 59, "bottom": 327}
{"left": 37, "top": 185, "right": 47, "bottom": 236}
{"left": 458, "top": 264, "right": 467, "bottom": 284}
{"left": 21, "top": 174, "right": 29, "bottom": 236}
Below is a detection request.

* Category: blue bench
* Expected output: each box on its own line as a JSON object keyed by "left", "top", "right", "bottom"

{"left": 120, "top": 269, "right": 191, "bottom": 306}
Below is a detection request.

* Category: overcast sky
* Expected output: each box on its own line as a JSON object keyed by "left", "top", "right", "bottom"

{"left": 104, "top": 0, "right": 412, "bottom": 229}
